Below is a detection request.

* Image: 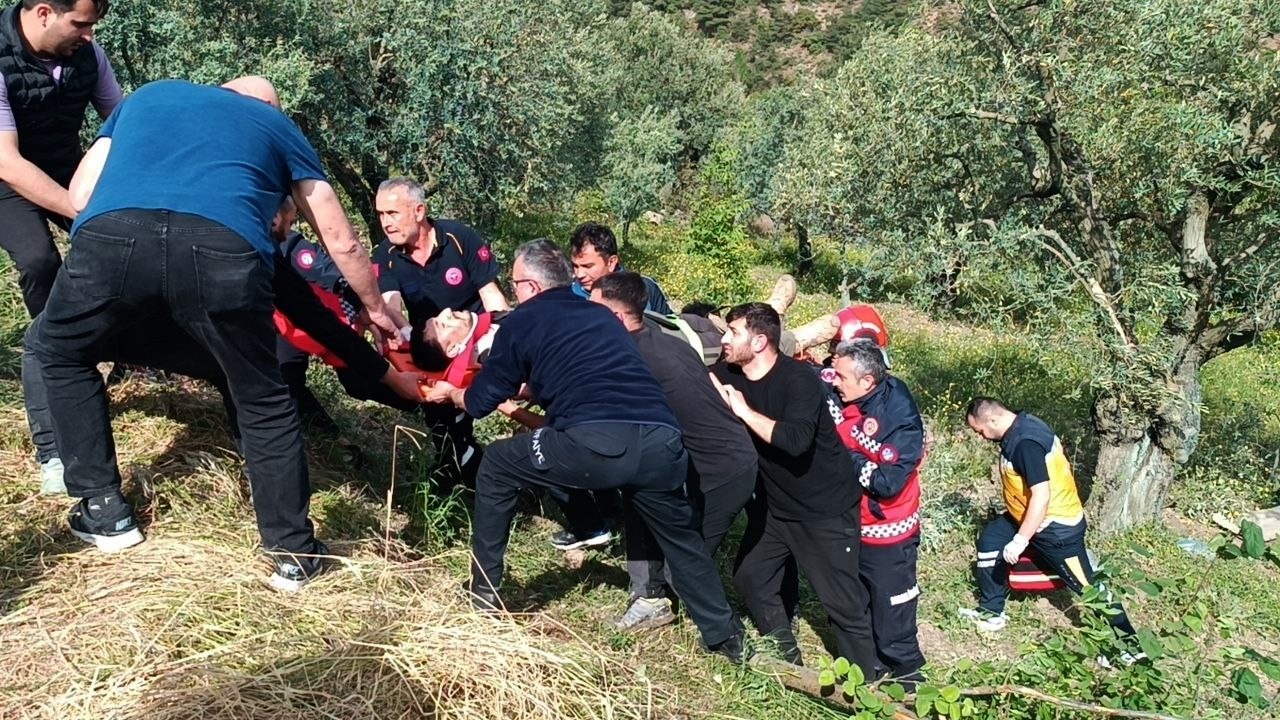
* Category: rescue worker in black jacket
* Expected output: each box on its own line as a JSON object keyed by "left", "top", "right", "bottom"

{"left": 828, "top": 338, "right": 926, "bottom": 686}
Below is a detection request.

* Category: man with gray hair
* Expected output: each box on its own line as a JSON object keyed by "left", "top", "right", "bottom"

{"left": 371, "top": 176, "right": 507, "bottom": 487}
{"left": 828, "top": 338, "right": 927, "bottom": 686}
{"left": 425, "top": 239, "right": 745, "bottom": 662}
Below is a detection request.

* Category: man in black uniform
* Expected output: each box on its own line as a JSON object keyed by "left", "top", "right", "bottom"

{"left": 830, "top": 339, "right": 927, "bottom": 685}
{"left": 710, "top": 302, "right": 876, "bottom": 676}
{"left": 371, "top": 176, "right": 508, "bottom": 485}
{"left": 425, "top": 240, "right": 744, "bottom": 662}
{"left": 591, "top": 272, "right": 758, "bottom": 631}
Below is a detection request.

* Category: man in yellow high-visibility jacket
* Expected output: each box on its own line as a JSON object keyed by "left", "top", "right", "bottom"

{"left": 960, "top": 397, "right": 1139, "bottom": 655}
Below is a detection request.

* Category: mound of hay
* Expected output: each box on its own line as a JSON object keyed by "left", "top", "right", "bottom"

{"left": 0, "top": 533, "right": 660, "bottom": 720}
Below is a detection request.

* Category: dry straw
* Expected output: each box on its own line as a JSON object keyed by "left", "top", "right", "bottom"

{"left": 0, "top": 531, "right": 660, "bottom": 720}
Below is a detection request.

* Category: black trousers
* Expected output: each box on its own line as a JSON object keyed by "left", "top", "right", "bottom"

{"left": 626, "top": 460, "right": 756, "bottom": 598}
{"left": 734, "top": 507, "right": 877, "bottom": 678}
{"left": 0, "top": 181, "right": 65, "bottom": 317}
{"left": 471, "top": 421, "right": 737, "bottom": 646}
{"left": 860, "top": 536, "right": 925, "bottom": 680}
{"left": 27, "top": 210, "right": 319, "bottom": 555}
{"left": 976, "top": 513, "right": 1136, "bottom": 636}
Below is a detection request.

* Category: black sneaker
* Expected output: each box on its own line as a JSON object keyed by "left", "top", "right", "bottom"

{"left": 267, "top": 541, "right": 331, "bottom": 593}
{"left": 68, "top": 492, "right": 144, "bottom": 553}
{"left": 705, "top": 630, "right": 749, "bottom": 664}
{"left": 548, "top": 526, "right": 614, "bottom": 551}
{"left": 466, "top": 580, "right": 503, "bottom": 613}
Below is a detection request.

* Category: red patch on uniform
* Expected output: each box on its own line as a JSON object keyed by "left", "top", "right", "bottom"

{"left": 819, "top": 368, "right": 837, "bottom": 384}
{"left": 879, "top": 445, "right": 897, "bottom": 463}
{"left": 445, "top": 267, "right": 465, "bottom": 286}
{"left": 477, "top": 245, "right": 492, "bottom": 262}
{"left": 862, "top": 417, "right": 879, "bottom": 437}
{"left": 298, "top": 250, "right": 315, "bottom": 269}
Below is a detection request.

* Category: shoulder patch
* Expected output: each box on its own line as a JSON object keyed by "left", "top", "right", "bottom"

{"left": 297, "top": 249, "right": 315, "bottom": 269}
{"left": 862, "top": 417, "right": 879, "bottom": 437}
{"left": 819, "top": 367, "right": 837, "bottom": 384}
{"left": 477, "top": 245, "right": 492, "bottom": 262}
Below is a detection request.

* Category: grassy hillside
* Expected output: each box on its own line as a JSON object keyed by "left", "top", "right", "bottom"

{"left": 0, "top": 233, "right": 1277, "bottom": 718}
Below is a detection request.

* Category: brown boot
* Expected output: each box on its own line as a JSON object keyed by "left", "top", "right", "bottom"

{"left": 765, "top": 274, "right": 798, "bottom": 318}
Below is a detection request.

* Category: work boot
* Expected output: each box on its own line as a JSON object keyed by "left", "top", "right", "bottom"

{"left": 765, "top": 274, "right": 798, "bottom": 319}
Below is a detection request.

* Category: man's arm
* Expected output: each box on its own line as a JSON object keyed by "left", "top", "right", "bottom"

{"left": 0, "top": 131, "right": 78, "bottom": 218}
{"left": 477, "top": 281, "right": 510, "bottom": 312}
{"left": 1002, "top": 441, "right": 1053, "bottom": 563}
{"left": 291, "top": 179, "right": 405, "bottom": 341}
{"left": 847, "top": 407, "right": 925, "bottom": 499}
{"left": 68, "top": 137, "right": 111, "bottom": 213}
{"left": 710, "top": 371, "right": 818, "bottom": 455}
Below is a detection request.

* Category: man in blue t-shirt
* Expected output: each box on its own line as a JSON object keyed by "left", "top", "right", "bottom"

{"left": 423, "top": 239, "right": 744, "bottom": 662}
{"left": 26, "top": 76, "right": 406, "bottom": 592}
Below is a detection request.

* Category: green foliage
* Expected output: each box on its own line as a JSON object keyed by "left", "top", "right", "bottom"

{"left": 102, "top": 0, "right": 614, "bottom": 233}
{"left": 679, "top": 146, "right": 758, "bottom": 304}
{"left": 768, "top": 0, "right": 1280, "bottom": 527}
{"left": 600, "top": 107, "right": 683, "bottom": 245}
{"left": 606, "top": 4, "right": 746, "bottom": 161}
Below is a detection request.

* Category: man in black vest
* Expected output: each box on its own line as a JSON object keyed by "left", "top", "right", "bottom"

{"left": 0, "top": 0, "right": 119, "bottom": 313}
{"left": 2, "top": 0, "right": 120, "bottom": 492}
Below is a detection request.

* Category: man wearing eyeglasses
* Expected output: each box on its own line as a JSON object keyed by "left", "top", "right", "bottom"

{"left": 371, "top": 176, "right": 508, "bottom": 486}
{"left": 425, "top": 238, "right": 746, "bottom": 663}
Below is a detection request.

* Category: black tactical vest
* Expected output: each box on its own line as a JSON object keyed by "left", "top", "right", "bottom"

{"left": 0, "top": 2, "right": 99, "bottom": 186}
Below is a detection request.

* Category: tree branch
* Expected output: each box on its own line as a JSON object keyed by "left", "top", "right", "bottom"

{"left": 958, "top": 685, "right": 1182, "bottom": 720}
{"left": 1198, "top": 278, "right": 1280, "bottom": 359}
{"left": 1026, "top": 227, "right": 1133, "bottom": 347}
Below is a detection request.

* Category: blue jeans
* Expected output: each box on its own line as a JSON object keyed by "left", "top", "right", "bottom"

{"left": 27, "top": 210, "right": 319, "bottom": 554}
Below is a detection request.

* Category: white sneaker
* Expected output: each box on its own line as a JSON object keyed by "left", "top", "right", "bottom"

{"left": 1097, "top": 651, "right": 1148, "bottom": 669}
{"left": 958, "top": 607, "right": 1008, "bottom": 632}
{"left": 39, "top": 457, "right": 66, "bottom": 495}
{"left": 615, "top": 596, "right": 676, "bottom": 632}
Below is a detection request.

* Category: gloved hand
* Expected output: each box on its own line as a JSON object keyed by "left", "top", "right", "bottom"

{"left": 1002, "top": 534, "right": 1029, "bottom": 565}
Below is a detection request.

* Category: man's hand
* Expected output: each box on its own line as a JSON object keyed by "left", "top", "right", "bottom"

{"left": 722, "top": 385, "right": 754, "bottom": 420}
{"left": 380, "top": 367, "right": 423, "bottom": 401}
{"left": 1002, "top": 534, "right": 1029, "bottom": 565}
{"left": 363, "top": 305, "right": 408, "bottom": 350}
{"left": 424, "top": 380, "right": 461, "bottom": 406}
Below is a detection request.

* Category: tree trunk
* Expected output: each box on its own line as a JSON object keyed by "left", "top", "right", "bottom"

{"left": 795, "top": 223, "right": 813, "bottom": 277}
{"left": 1088, "top": 355, "right": 1203, "bottom": 533}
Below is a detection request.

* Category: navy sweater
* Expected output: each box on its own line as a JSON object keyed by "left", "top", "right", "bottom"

{"left": 464, "top": 286, "right": 678, "bottom": 430}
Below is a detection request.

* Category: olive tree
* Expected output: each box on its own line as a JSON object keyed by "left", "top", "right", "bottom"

{"left": 102, "top": 0, "right": 612, "bottom": 233}
{"left": 776, "top": 0, "right": 1280, "bottom": 531}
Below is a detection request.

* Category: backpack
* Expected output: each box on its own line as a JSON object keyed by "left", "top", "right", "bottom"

{"left": 643, "top": 311, "right": 722, "bottom": 367}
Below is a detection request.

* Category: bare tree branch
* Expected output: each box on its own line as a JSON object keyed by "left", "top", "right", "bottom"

{"left": 1026, "top": 227, "right": 1134, "bottom": 347}
{"left": 1219, "top": 233, "right": 1274, "bottom": 272}
{"left": 1198, "top": 279, "right": 1280, "bottom": 358}
{"left": 957, "top": 686, "right": 1183, "bottom": 720}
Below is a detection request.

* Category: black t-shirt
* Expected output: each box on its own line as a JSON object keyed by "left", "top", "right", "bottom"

{"left": 372, "top": 218, "right": 501, "bottom": 321}
{"left": 713, "top": 355, "right": 860, "bottom": 520}
{"left": 1010, "top": 439, "right": 1052, "bottom": 487}
{"left": 631, "top": 326, "right": 757, "bottom": 490}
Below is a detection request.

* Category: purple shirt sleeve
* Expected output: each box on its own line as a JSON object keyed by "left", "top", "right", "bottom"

{"left": 0, "top": 44, "right": 121, "bottom": 133}
{"left": 0, "top": 80, "right": 13, "bottom": 133}
{"left": 91, "top": 43, "right": 123, "bottom": 119}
